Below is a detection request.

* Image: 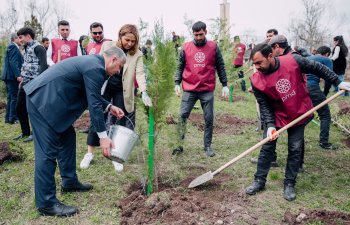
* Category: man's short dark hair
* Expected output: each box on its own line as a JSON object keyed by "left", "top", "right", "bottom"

{"left": 192, "top": 21, "right": 206, "bottom": 32}
{"left": 17, "top": 27, "right": 35, "bottom": 39}
{"left": 58, "top": 20, "right": 69, "bottom": 27}
{"left": 250, "top": 43, "right": 272, "bottom": 59}
{"left": 90, "top": 22, "right": 103, "bottom": 31}
{"left": 316, "top": 46, "right": 331, "bottom": 56}
{"left": 42, "top": 37, "right": 49, "bottom": 42}
{"left": 266, "top": 29, "right": 278, "bottom": 35}
{"left": 271, "top": 42, "right": 288, "bottom": 49}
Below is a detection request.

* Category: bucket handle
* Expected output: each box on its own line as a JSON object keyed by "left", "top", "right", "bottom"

{"left": 108, "top": 113, "right": 135, "bottom": 131}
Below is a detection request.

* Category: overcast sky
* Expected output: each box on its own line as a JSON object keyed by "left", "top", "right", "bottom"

{"left": 2, "top": 0, "right": 350, "bottom": 44}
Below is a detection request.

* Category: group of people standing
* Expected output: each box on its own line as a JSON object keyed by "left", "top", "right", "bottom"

{"left": 1, "top": 18, "right": 350, "bottom": 217}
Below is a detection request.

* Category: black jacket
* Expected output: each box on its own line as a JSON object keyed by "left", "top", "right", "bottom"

{"left": 252, "top": 54, "right": 341, "bottom": 129}
{"left": 174, "top": 39, "right": 227, "bottom": 87}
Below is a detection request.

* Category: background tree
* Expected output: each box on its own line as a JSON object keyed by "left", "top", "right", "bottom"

{"left": 24, "top": 15, "right": 43, "bottom": 40}
{"left": 288, "top": 0, "right": 346, "bottom": 51}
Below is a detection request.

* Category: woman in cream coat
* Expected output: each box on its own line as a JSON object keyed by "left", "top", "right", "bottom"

{"left": 80, "top": 24, "right": 152, "bottom": 171}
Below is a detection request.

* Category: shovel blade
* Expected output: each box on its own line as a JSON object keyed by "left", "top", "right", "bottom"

{"left": 188, "top": 171, "right": 214, "bottom": 188}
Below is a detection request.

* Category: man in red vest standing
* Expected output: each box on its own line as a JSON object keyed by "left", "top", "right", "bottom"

{"left": 86, "top": 22, "right": 111, "bottom": 55}
{"left": 232, "top": 35, "right": 246, "bottom": 91}
{"left": 46, "top": 20, "right": 81, "bottom": 66}
{"left": 173, "top": 21, "right": 229, "bottom": 157}
{"left": 246, "top": 43, "right": 350, "bottom": 201}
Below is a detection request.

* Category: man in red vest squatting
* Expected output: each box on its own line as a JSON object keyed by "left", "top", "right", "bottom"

{"left": 173, "top": 21, "right": 229, "bottom": 157}
{"left": 86, "top": 22, "right": 111, "bottom": 55}
{"left": 246, "top": 43, "right": 350, "bottom": 201}
{"left": 46, "top": 20, "right": 82, "bottom": 66}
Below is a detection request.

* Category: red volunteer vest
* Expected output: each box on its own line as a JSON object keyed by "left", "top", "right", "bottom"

{"left": 86, "top": 39, "right": 111, "bottom": 55}
{"left": 233, "top": 43, "right": 246, "bottom": 66}
{"left": 182, "top": 41, "right": 217, "bottom": 92}
{"left": 250, "top": 54, "right": 313, "bottom": 128}
{"left": 51, "top": 38, "right": 78, "bottom": 63}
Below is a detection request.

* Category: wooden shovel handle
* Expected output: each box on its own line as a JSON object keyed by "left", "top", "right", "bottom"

{"left": 212, "top": 90, "right": 345, "bottom": 176}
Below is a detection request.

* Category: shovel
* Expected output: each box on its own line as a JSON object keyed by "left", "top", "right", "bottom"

{"left": 188, "top": 90, "right": 345, "bottom": 188}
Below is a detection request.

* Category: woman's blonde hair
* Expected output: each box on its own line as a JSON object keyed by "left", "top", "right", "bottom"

{"left": 116, "top": 24, "right": 139, "bottom": 56}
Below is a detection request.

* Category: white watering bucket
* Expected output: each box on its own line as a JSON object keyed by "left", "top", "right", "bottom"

{"left": 108, "top": 116, "right": 139, "bottom": 163}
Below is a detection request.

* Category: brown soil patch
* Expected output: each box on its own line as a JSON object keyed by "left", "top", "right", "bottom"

{"left": 220, "top": 95, "right": 247, "bottom": 102}
{"left": 189, "top": 113, "right": 256, "bottom": 134}
{"left": 284, "top": 209, "right": 350, "bottom": 225}
{"left": 0, "top": 101, "right": 6, "bottom": 114}
{"left": 0, "top": 142, "right": 22, "bottom": 165}
{"left": 118, "top": 175, "right": 257, "bottom": 225}
{"left": 344, "top": 138, "right": 350, "bottom": 149}
{"left": 338, "top": 101, "right": 350, "bottom": 115}
{"left": 165, "top": 115, "right": 177, "bottom": 125}
{"left": 73, "top": 112, "right": 90, "bottom": 130}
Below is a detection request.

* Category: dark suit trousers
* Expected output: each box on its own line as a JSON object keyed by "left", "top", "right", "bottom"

{"left": 16, "top": 86, "right": 31, "bottom": 135}
{"left": 4, "top": 80, "right": 19, "bottom": 122}
{"left": 27, "top": 98, "right": 78, "bottom": 208}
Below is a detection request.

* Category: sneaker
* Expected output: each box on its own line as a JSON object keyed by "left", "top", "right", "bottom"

{"left": 112, "top": 161, "right": 124, "bottom": 172}
{"left": 80, "top": 153, "right": 94, "bottom": 169}
{"left": 204, "top": 146, "right": 215, "bottom": 157}
{"left": 319, "top": 143, "right": 338, "bottom": 150}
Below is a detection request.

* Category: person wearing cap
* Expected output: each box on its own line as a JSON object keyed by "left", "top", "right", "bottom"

{"left": 268, "top": 35, "right": 293, "bottom": 56}
{"left": 232, "top": 35, "right": 247, "bottom": 91}
{"left": 173, "top": 21, "right": 229, "bottom": 157}
{"left": 246, "top": 43, "right": 350, "bottom": 201}
{"left": 2, "top": 33, "right": 23, "bottom": 124}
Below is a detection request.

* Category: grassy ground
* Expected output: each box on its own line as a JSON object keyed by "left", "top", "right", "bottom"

{"left": 0, "top": 84, "right": 349, "bottom": 224}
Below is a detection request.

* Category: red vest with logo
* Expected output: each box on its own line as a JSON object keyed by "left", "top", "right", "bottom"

{"left": 86, "top": 39, "right": 111, "bottom": 55}
{"left": 51, "top": 38, "right": 78, "bottom": 63}
{"left": 250, "top": 54, "right": 313, "bottom": 128}
{"left": 182, "top": 41, "right": 216, "bottom": 92}
{"left": 233, "top": 43, "right": 246, "bottom": 66}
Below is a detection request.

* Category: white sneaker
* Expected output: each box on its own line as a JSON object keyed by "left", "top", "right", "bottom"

{"left": 112, "top": 161, "right": 124, "bottom": 172}
{"left": 80, "top": 153, "right": 94, "bottom": 169}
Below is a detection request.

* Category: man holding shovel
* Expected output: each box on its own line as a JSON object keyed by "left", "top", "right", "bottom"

{"left": 246, "top": 43, "right": 350, "bottom": 201}
{"left": 173, "top": 21, "right": 229, "bottom": 157}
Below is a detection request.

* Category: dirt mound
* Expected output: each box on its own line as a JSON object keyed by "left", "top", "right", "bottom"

{"left": 338, "top": 101, "right": 350, "bottom": 115}
{"left": 0, "top": 142, "right": 22, "bottom": 165}
{"left": 74, "top": 112, "right": 90, "bottom": 130}
{"left": 189, "top": 113, "right": 256, "bottom": 134}
{"left": 118, "top": 175, "right": 257, "bottom": 225}
{"left": 0, "top": 101, "right": 6, "bottom": 114}
{"left": 284, "top": 209, "right": 350, "bottom": 225}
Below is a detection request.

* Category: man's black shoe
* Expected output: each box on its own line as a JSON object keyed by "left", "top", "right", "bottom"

{"left": 320, "top": 143, "right": 338, "bottom": 150}
{"left": 172, "top": 146, "right": 183, "bottom": 155}
{"left": 38, "top": 202, "right": 79, "bottom": 217}
{"left": 283, "top": 183, "right": 296, "bottom": 201}
{"left": 13, "top": 133, "right": 28, "bottom": 141}
{"left": 271, "top": 161, "right": 279, "bottom": 167}
{"left": 204, "top": 146, "right": 215, "bottom": 157}
{"left": 23, "top": 135, "right": 33, "bottom": 143}
{"left": 245, "top": 180, "right": 265, "bottom": 195}
{"left": 61, "top": 181, "right": 93, "bottom": 193}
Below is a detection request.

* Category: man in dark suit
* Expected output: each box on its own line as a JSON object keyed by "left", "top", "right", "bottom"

{"left": 1, "top": 33, "right": 23, "bottom": 124}
{"left": 24, "top": 47, "right": 126, "bottom": 217}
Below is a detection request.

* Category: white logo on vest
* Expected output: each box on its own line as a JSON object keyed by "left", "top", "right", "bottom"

{"left": 276, "top": 79, "right": 291, "bottom": 94}
{"left": 194, "top": 52, "right": 205, "bottom": 63}
{"left": 89, "top": 48, "right": 96, "bottom": 55}
{"left": 61, "top": 44, "right": 71, "bottom": 53}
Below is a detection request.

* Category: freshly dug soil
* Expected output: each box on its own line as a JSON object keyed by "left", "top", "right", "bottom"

{"left": 338, "top": 101, "right": 350, "bottom": 115}
{"left": 189, "top": 113, "right": 256, "bottom": 134}
{"left": 0, "top": 142, "right": 22, "bottom": 165}
{"left": 284, "top": 209, "right": 350, "bottom": 225}
{"left": 74, "top": 112, "right": 90, "bottom": 130}
{"left": 344, "top": 138, "right": 350, "bottom": 149}
{"left": 0, "top": 101, "right": 6, "bottom": 114}
{"left": 118, "top": 175, "right": 258, "bottom": 225}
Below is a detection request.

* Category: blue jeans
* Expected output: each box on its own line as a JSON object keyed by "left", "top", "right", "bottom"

{"left": 4, "top": 80, "right": 19, "bottom": 122}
